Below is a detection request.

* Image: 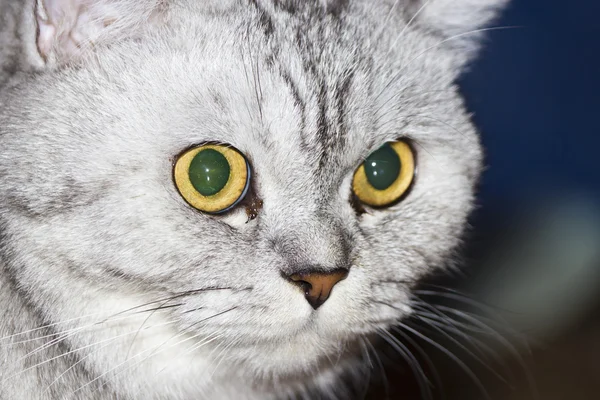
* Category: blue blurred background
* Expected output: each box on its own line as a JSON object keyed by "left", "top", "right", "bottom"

{"left": 456, "top": 0, "right": 600, "bottom": 336}
{"left": 455, "top": 1, "right": 600, "bottom": 397}
{"left": 460, "top": 0, "right": 600, "bottom": 217}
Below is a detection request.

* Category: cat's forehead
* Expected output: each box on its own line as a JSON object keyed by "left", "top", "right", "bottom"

{"left": 13, "top": 0, "right": 473, "bottom": 193}
{"left": 145, "top": 4, "right": 389, "bottom": 179}
{"left": 163, "top": 2, "right": 416, "bottom": 164}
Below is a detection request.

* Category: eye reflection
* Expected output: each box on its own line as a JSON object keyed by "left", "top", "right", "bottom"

{"left": 174, "top": 144, "right": 250, "bottom": 214}
{"left": 188, "top": 149, "right": 231, "bottom": 196}
{"left": 352, "top": 140, "right": 415, "bottom": 207}
{"left": 364, "top": 144, "right": 401, "bottom": 191}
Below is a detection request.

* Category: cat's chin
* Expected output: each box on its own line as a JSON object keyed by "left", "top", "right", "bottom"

{"left": 220, "top": 335, "right": 365, "bottom": 393}
{"left": 219, "top": 326, "right": 368, "bottom": 380}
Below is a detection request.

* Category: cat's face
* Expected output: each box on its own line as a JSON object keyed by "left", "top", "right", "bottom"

{"left": 0, "top": 0, "right": 504, "bottom": 395}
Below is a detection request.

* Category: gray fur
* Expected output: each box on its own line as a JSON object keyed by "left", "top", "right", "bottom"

{"left": 0, "top": 0, "right": 506, "bottom": 398}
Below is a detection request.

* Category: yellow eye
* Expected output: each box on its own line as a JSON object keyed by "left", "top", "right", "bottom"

{"left": 352, "top": 140, "right": 415, "bottom": 207}
{"left": 173, "top": 144, "right": 250, "bottom": 214}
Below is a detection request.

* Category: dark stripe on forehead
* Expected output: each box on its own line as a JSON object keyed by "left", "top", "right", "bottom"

{"left": 316, "top": 82, "right": 330, "bottom": 168}
{"left": 334, "top": 70, "right": 355, "bottom": 144}
{"left": 269, "top": 0, "right": 350, "bottom": 16}
{"left": 248, "top": 0, "right": 275, "bottom": 37}
{"left": 325, "top": 0, "right": 350, "bottom": 17}
{"left": 278, "top": 66, "right": 308, "bottom": 146}
{"left": 272, "top": 0, "right": 299, "bottom": 13}
{"left": 246, "top": 0, "right": 359, "bottom": 170}
{"left": 315, "top": 69, "right": 355, "bottom": 169}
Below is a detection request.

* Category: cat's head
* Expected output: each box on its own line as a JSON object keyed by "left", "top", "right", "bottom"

{"left": 0, "top": 0, "right": 507, "bottom": 396}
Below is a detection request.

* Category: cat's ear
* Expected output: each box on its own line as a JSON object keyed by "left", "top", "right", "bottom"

{"left": 410, "top": 0, "right": 510, "bottom": 52}
{"left": 35, "top": 0, "right": 164, "bottom": 63}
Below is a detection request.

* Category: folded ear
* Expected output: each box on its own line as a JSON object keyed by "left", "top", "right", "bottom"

{"left": 35, "top": 0, "right": 164, "bottom": 64}
{"left": 410, "top": 0, "right": 510, "bottom": 52}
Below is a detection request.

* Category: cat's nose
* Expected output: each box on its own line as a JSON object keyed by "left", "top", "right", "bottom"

{"left": 286, "top": 268, "right": 349, "bottom": 310}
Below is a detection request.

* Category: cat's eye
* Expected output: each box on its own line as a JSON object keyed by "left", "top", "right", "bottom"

{"left": 352, "top": 140, "right": 415, "bottom": 207}
{"left": 174, "top": 144, "right": 250, "bottom": 213}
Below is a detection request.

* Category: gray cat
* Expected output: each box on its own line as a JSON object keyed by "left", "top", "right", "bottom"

{"left": 0, "top": 0, "right": 507, "bottom": 398}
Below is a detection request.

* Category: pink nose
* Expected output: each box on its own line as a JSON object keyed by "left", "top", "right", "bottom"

{"left": 288, "top": 269, "right": 349, "bottom": 309}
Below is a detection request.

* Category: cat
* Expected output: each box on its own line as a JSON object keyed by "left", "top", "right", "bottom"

{"left": 0, "top": 0, "right": 508, "bottom": 399}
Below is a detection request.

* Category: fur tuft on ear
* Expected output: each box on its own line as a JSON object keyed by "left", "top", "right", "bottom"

{"left": 410, "top": 0, "right": 510, "bottom": 51}
{"left": 35, "top": 0, "right": 166, "bottom": 64}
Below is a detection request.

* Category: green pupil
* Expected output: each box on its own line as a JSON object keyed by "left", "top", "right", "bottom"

{"left": 364, "top": 143, "right": 401, "bottom": 190}
{"left": 188, "top": 149, "right": 231, "bottom": 196}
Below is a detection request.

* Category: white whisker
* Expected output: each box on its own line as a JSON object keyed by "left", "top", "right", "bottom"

{"left": 376, "top": 26, "right": 521, "bottom": 101}
{"left": 3, "top": 319, "right": 177, "bottom": 384}
{"left": 376, "top": 327, "right": 433, "bottom": 400}
{"left": 394, "top": 323, "right": 491, "bottom": 400}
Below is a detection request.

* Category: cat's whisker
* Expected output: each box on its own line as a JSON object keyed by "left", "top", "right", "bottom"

{"left": 43, "top": 335, "right": 124, "bottom": 395}
{"left": 369, "top": 0, "right": 401, "bottom": 45}
{"left": 0, "top": 308, "right": 137, "bottom": 342}
{"left": 6, "top": 301, "right": 185, "bottom": 371}
{"left": 91, "top": 330, "right": 226, "bottom": 396}
{"left": 6, "top": 286, "right": 230, "bottom": 344}
{"left": 410, "top": 298, "right": 491, "bottom": 335}
{"left": 85, "top": 307, "right": 237, "bottom": 395}
{"left": 432, "top": 303, "right": 529, "bottom": 349}
{"left": 413, "top": 314, "right": 512, "bottom": 387}
{"left": 393, "top": 325, "right": 446, "bottom": 400}
{"left": 414, "top": 312, "right": 520, "bottom": 388}
{"left": 418, "top": 285, "right": 528, "bottom": 321}
{"left": 123, "top": 298, "right": 182, "bottom": 362}
{"left": 411, "top": 114, "right": 470, "bottom": 138}
{"left": 364, "top": 336, "right": 388, "bottom": 398}
{"left": 377, "top": 112, "right": 471, "bottom": 169}
{"left": 85, "top": 328, "right": 221, "bottom": 395}
{"left": 358, "top": 337, "right": 373, "bottom": 370}
{"left": 374, "top": 92, "right": 457, "bottom": 126}
{"left": 412, "top": 306, "right": 502, "bottom": 356}
{"left": 156, "top": 331, "right": 228, "bottom": 381}
{"left": 412, "top": 291, "right": 530, "bottom": 379}
{"left": 6, "top": 303, "right": 183, "bottom": 347}
{"left": 3, "top": 319, "right": 178, "bottom": 385}
{"left": 321, "top": 345, "right": 337, "bottom": 371}
{"left": 412, "top": 290, "right": 536, "bottom": 390}
{"left": 407, "top": 137, "right": 441, "bottom": 166}
{"left": 393, "top": 323, "right": 492, "bottom": 400}
{"left": 42, "top": 318, "right": 179, "bottom": 394}
{"left": 333, "top": 338, "right": 346, "bottom": 369}
{"left": 13, "top": 328, "right": 89, "bottom": 367}
{"left": 206, "top": 336, "right": 240, "bottom": 379}
{"left": 376, "top": 327, "right": 433, "bottom": 400}
{"left": 376, "top": 25, "right": 521, "bottom": 102}
{"left": 414, "top": 288, "right": 528, "bottom": 340}
{"left": 372, "top": 279, "right": 415, "bottom": 286}
{"left": 415, "top": 287, "right": 500, "bottom": 312}
{"left": 356, "top": 338, "right": 373, "bottom": 400}
{"left": 244, "top": 30, "right": 264, "bottom": 122}
{"left": 432, "top": 305, "right": 540, "bottom": 399}
{"left": 183, "top": 307, "right": 238, "bottom": 331}
{"left": 386, "top": 0, "right": 433, "bottom": 56}
{"left": 411, "top": 305, "right": 489, "bottom": 336}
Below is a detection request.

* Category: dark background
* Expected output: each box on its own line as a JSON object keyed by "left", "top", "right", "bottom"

{"left": 456, "top": 1, "right": 600, "bottom": 398}
{"left": 461, "top": 0, "right": 600, "bottom": 217}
